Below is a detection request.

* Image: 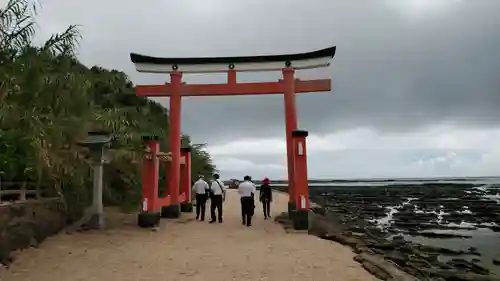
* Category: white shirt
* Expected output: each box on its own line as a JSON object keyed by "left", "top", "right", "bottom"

{"left": 210, "top": 179, "right": 226, "bottom": 195}
{"left": 238, "top": 180, "right": 256, "bottom": 197}
{"left": 192, "top": 179, "right": 209, "bottom": 194}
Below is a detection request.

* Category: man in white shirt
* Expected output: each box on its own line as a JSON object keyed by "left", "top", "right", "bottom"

{"left": 209, "top": 173, "right": 226, "bottom": 223}
{"left": 238, "top": 175, "right": 256, "bottom": 227}
{"left": 192, "top": 175, "right": 209, "bottom": 221}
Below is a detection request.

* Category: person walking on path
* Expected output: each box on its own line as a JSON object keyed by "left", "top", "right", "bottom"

{"left": 192, "top": 175, "right": 209, "bottom": 221}
{"left": 238, "top": 175, "right": 256, "bottom": 226}
{"left": 209, "top": 173, "right": 226, "bottom": 223}
{"left": 259, "top": 177, "right": 273, "bottom": 219}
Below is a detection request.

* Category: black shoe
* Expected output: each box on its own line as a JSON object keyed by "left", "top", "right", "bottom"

{"left": 196, "top": 216, "right": 199, "bottom": 220}
{"left": 218, "top": 219, "right": 223, "bottom": 223}
{"left": 209, "top": 220, "right": 216, "bottom": 224}
{"left": 200, "top": 218, "right": 204, "bottom": 221}
{"left": 264, "top": 216, "right": 268, "bottom": 220}
{"left": 246, "top": 224, "right": 251, "bottom": 227}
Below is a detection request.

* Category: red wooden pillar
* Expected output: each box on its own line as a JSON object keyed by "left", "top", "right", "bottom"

{"left": 141, "top": 136, "right": 160, "bottom": 213}
{"left": 163, "top": 71, "right": 182, "bottom": 218}
{"left": 282, "top": 67, "right": 298, "bottom": 214}
{"left": 180, "top": 147, "right": 193, "bottom": 212}
{"left": 291, "top": 129, "right": 310, "bottom": 230}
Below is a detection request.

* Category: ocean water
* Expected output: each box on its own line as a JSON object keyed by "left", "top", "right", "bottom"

{"left": 404, "top": 227, "right": 500, "bottom": 276}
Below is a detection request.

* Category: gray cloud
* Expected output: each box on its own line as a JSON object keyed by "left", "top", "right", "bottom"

{"left": 33, "top": 0, "right": 500, "bottom": 145}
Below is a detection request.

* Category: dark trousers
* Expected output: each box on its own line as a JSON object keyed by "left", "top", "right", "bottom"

{"left": 241, "top": 197, "right": 254, "bottom": 226}
{"left": 195, "top": 193, "right": 207, "bottom": 220}
{"left": 262, "top": 198, "right": 271, "bottom": 218}
{"left": 210, "top": 195, "right": 223, "bottom": 222}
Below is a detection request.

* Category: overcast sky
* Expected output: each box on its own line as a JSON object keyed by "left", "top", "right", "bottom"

{"left": 24, "top": 0, "right": 500, "bottom": 180}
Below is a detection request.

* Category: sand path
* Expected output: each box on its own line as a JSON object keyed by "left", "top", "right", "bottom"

{"left": 0, "top": 190, "right": 377, "bottom": 281}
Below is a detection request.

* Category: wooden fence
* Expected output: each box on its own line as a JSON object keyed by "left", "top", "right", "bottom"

{"left": 0, "top": 182, "right": 43, "bottom": 203}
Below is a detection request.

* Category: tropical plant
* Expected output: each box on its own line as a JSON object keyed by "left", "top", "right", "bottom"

{"left": 0, "top": 0, "right": 216, "bottom": 215}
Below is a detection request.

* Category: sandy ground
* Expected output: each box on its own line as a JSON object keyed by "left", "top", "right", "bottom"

{"left": 0, "top": 190, "right": 378, "bottom": 281}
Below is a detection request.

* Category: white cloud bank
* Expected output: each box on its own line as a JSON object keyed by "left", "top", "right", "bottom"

{"left": 207, "top": 124, "right": 500, "bottom": 180}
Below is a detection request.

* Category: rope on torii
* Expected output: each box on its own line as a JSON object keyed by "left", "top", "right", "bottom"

{"left": 144, "top": 150, "right": 187, "bottom": 165}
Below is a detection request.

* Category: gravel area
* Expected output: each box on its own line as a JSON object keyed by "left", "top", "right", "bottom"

{"left": 0, "top": 190, "right": 378, "bottom": 281}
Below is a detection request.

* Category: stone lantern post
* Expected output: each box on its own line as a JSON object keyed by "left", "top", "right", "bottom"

{"left": 77, "top": 131, "right": 112, "bottom": 229}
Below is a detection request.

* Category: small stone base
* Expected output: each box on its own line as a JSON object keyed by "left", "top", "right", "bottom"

{"left": 161, "top": 204, "right": 181, "bottom": 218}
{"left": 137, "top": 212, "right": 161, "bottom": 228}
{"left": 293, "top": 209, "right": 310, "bottom": 230}
{"left": 87, "top": 213, "right": 105, "bottom": 229}
{"left": 288, "top": 202, "right": 296, "bottom": 219}
{"left": 180, "top": 203, "right": 193, "bottom": 213}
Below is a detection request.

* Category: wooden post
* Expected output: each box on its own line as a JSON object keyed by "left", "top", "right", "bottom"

{"left": 163, "top": 71, "right": 182, "bottom": 218}
{"left": 291, "top": 129, "right": 310, "bottom": 230}
{"left": 137, "top": 136, "right": 162, "bottom": 228}
{"left": 141, "top": 136, "right": 160, "bottom": 212}
{"left": 180, "top": 147, "right": 193, "bottom": 212}
{"left": 282, "top": 67, "right": 298, "bottom": 215}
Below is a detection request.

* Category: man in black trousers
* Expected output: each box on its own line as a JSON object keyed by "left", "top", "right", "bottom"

{"left": 192, "top": 175, "right": 209, "bottom": 221}
{"left": 209, "top": 173, "right": 226, "bottom": 223}
{"left": 238, "top": 175, "right": 256, "bottom": 226}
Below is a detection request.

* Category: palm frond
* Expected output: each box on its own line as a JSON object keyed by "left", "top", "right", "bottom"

{"left": 0, "top": 0, "right": 39, "bottom": 51}
{"left": 42, "top": 24, "right": 82, "bottom": 56}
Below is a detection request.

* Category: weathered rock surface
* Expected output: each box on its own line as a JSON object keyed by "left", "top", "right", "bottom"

{"left": 0, "top": 199, "right": 66, "bottom": 265}
{"left": 274, "top": 183, "right": 500, "bottom": 281}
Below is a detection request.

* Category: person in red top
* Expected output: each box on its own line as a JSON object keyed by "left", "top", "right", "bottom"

{"left": 259, "top": 177, "right": 273, "bottom": 219}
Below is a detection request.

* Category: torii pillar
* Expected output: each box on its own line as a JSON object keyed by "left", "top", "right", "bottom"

{"left": 291, "top": 129, "right": 310, "bottom": 230}
{"left": 282, "top": 66, "right": 298, "bottom": 214}
{"left": 130, "top": 46, "right": 336, "bottom": 217}
{"left": 180, "top": 147, "right": 193, "bottom": 212}
{"left": 160, "top": 71, "right": 183, "bottom": 218}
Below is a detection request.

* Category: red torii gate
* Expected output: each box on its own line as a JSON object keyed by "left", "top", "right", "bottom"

{"left": 131, "top": 47, "right": 336, "bottom": 229}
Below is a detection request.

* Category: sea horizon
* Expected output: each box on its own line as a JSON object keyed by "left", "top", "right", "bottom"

{"left": 226, "top": 176, "right": 500, "bottom": 186}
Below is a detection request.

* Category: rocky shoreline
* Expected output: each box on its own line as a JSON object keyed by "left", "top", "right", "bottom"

{"left": 276, "top": 183, "right": 500, "bottom": 281}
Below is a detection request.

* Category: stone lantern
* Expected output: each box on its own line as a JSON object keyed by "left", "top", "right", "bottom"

{"left": 77, "top": 131, "right": 112, "bottom": 229}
